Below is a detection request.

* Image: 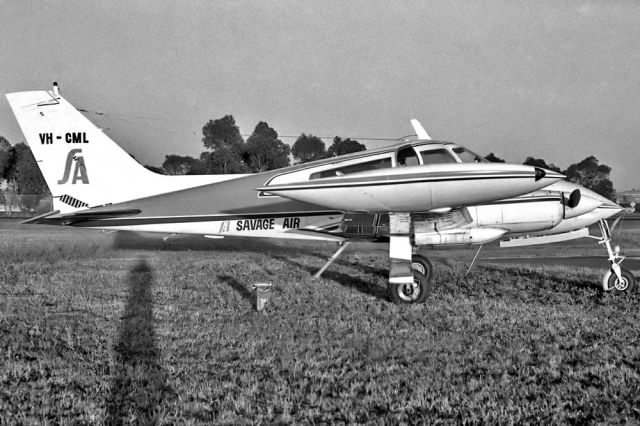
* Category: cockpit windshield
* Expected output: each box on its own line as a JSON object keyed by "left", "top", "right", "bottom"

{"left": 452, "top": 147, "right": 488, "bottom": 163}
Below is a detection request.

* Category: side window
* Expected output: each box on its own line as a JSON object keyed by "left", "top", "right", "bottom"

{"left": 396, "top": 147, "right": 420, "bottom": 167}
{"left": 452, "top": 147, "right": 487, "bottom": 163}
{"left": 309, "top": 157, "right": 392, "bottom": 179}
{"left": 420, "top": 148, "right": 457, "bottom": 164}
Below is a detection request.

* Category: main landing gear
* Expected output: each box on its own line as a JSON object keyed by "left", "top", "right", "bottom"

{"left": 386, "top": 213, "right": 435, "bottom": 304}
{"left": 314, "top": 242, "right": 436, "bottom": 304}
{"left": 387, "top": 254, "right": 434, "bottom": 304}
{"left": 313, "top": 213, "right": 436, "bottom": 305}
{"left": 592, "top": 219, "right": 636, "bottom": 293}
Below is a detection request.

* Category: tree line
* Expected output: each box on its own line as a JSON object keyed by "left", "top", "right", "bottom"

{"left": 484, "top": 152, "right": 615, "bottom": 201}
{"left": 0, "top": 136, "right": 47, "bottom": 195}
{"left": 0, "top": 114, "right": 618, "bottom": 201}
{"left": 160, "top": 115, "right": 366, "bottom": 176}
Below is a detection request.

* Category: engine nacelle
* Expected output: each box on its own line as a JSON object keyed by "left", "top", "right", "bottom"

{"left": 469, "top": 196, "right": 564, "bottom": 234}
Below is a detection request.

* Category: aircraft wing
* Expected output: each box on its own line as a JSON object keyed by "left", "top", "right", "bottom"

{"left": 256, "top": 163, "right": 563, "bottom": 212}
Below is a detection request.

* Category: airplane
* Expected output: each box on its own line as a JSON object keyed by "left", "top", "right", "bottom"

{"left": 5, "top": 83, "right": 634, "bottom": 304}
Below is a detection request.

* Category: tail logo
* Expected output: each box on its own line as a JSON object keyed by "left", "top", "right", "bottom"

{"left": 58, "top": 149, "right": 89, "bottom": 184}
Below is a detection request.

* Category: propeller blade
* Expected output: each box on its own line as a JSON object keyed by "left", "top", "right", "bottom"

{"left": 567, "top": 189, "right": 581, "bottom": 208}
{"left": 561, "top": 189, "right": 581, "bottom": 219}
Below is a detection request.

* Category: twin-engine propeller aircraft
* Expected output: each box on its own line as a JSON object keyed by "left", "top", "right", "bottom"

{"left": 5, "top": 84, "right": 633, "bottom": 304}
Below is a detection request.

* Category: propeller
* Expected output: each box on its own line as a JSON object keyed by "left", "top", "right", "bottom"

{"left": 561, "top": 189, "right": 581, "bottom": 219}
{"left": 567, "top": 189, "right": 581, "bottom": 208}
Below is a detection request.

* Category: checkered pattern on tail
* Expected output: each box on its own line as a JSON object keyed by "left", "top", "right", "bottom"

{"left": 59, "top": 194, "right": 88, "bottom": 208}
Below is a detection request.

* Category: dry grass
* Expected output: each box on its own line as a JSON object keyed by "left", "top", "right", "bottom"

{"left": 1, "top": 219, "right": 640, "bottom": 424}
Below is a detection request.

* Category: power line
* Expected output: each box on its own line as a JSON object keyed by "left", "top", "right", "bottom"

{"left": 78, "top": 107, "right": 200, "bottom": 136}
{"left": 77, "top": 107, "right": 197, "bottom": 125}
{"left": 76, "top": 106, "right": 409, "bottom": 142}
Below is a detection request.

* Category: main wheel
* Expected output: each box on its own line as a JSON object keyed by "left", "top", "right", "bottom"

{"left": 411, "top": 254, "right": 434, "bottom": 283}
{"left": 603, "top": 268, "right": 636, "bottom": 293}
{"left": 387, "top": 259, "right": 434, "bottom": 304}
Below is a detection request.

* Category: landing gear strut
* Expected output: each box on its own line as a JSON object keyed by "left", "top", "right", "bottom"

{"left": 387, "top": 254, "right": 434, "bottom": 304}
{"left": 385, "top": 213, "right": 436, "bottom": 304}
{"left": 593, "top": 219, "right": 636, "bottom": 292}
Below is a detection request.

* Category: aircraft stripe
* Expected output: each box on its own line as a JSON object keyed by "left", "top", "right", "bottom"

{"left": 59, "top": 194, "right": 88, "bottom": 208}
{"left": 258, "top": 172, "right": 538, "bottom": 192}
{"left": 67, "top": 210, "right": 342, "bottom": 227}
{"left": 479, "top": 196, "right": 562, "bottom": 206}
{"left": 598, "top": 204, "right": 623, "bottom": 210}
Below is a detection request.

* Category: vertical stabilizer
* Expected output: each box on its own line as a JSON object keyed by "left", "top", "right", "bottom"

{"left": 410, "top": 119, "right": 431, "bottom": 140}
{"left": 5, "top": 86, "right": 238, "bottom": 213}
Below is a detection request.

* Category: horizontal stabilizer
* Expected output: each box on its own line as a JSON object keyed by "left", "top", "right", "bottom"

{"left": 22, "top": 210, "right": 61, "bottom": 224}
{"left": 499, "top": 228, "right": 589, "bottom": 248}
{"left": 22, "top": 208, "right": 141, "bottom": 225}
{"left": 60, "top": 208, "right": 142, "bottom": 220}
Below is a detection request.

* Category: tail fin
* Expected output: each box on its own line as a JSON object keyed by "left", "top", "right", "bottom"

{"left": 5, "top": 85, "right": 231, "bottom": 213}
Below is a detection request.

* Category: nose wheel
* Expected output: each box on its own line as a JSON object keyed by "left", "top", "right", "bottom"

{"left": 594, "top": 219, "right": 637, "bottom": 293}
{"left": 603, "top": 268, "right": 636, "bottom": 292}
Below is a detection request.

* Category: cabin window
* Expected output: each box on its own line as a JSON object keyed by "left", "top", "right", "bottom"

{"left": 309, "top": 156, "right": 392, "bottom": 179}
{"left": 452, "top": 147, "right": 487, "bottom": 163}
{"left": 396, "top": 147, "right": 420, "bottom": 166}
{"left": 377, "top": 213, "right": 390, "bottom": 227}
{"left": 420, "top": 148, "right": 457, "bottom": 164}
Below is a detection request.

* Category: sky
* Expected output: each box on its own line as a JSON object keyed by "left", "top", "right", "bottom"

{"left": 1, "top": 0, "right": 639, "bottom": 188}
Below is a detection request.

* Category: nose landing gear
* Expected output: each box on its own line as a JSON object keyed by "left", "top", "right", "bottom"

{"left": 594, "top": 219, "right": 636, "bottom": 292}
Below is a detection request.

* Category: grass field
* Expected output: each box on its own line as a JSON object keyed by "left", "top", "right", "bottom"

{"left": 1, "top": 219, "right": 640, "bottom": 424}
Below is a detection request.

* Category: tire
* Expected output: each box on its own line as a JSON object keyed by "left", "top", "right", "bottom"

{"left": 387, "top": 260, "right": 434, "bottom": 304}
{"left": 411, "top": 254, "right": 434, "bottom": 283}
{"left": 605, "top": 268, "right": 636, "bottom": 293}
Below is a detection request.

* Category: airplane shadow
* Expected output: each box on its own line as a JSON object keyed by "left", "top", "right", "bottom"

{"left": 337, "top": 258, "right": 389, "bottom": 279}
{"left": 219, "top": 274, "right": 254, "bottom": 307}
{"left": 112, "top": 230, "right": 327, "bottom": 261}
{"left": 273, "top": 255, "right": 388, "bottom": 302}
{"left": 107, "top": 259, "right": 173, "bottom": 423}
{"left": 114, "top": 232, "right": 390, "bottom": 301}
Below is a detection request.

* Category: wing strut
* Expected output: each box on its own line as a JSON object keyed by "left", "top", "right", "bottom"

{"left": 313, "top": 242, "right": 351, "bottom": 279}
{"left": 464, "top": 244, "right": 484, "bottom": 277}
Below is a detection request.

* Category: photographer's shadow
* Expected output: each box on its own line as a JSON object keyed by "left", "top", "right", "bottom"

{"left": 107, "top": 259, "right": 173, "bottom": 423}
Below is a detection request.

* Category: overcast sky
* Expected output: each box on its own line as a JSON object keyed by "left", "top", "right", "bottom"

{"left": 1, "top": 0, "right": 638, "bottom": 188}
